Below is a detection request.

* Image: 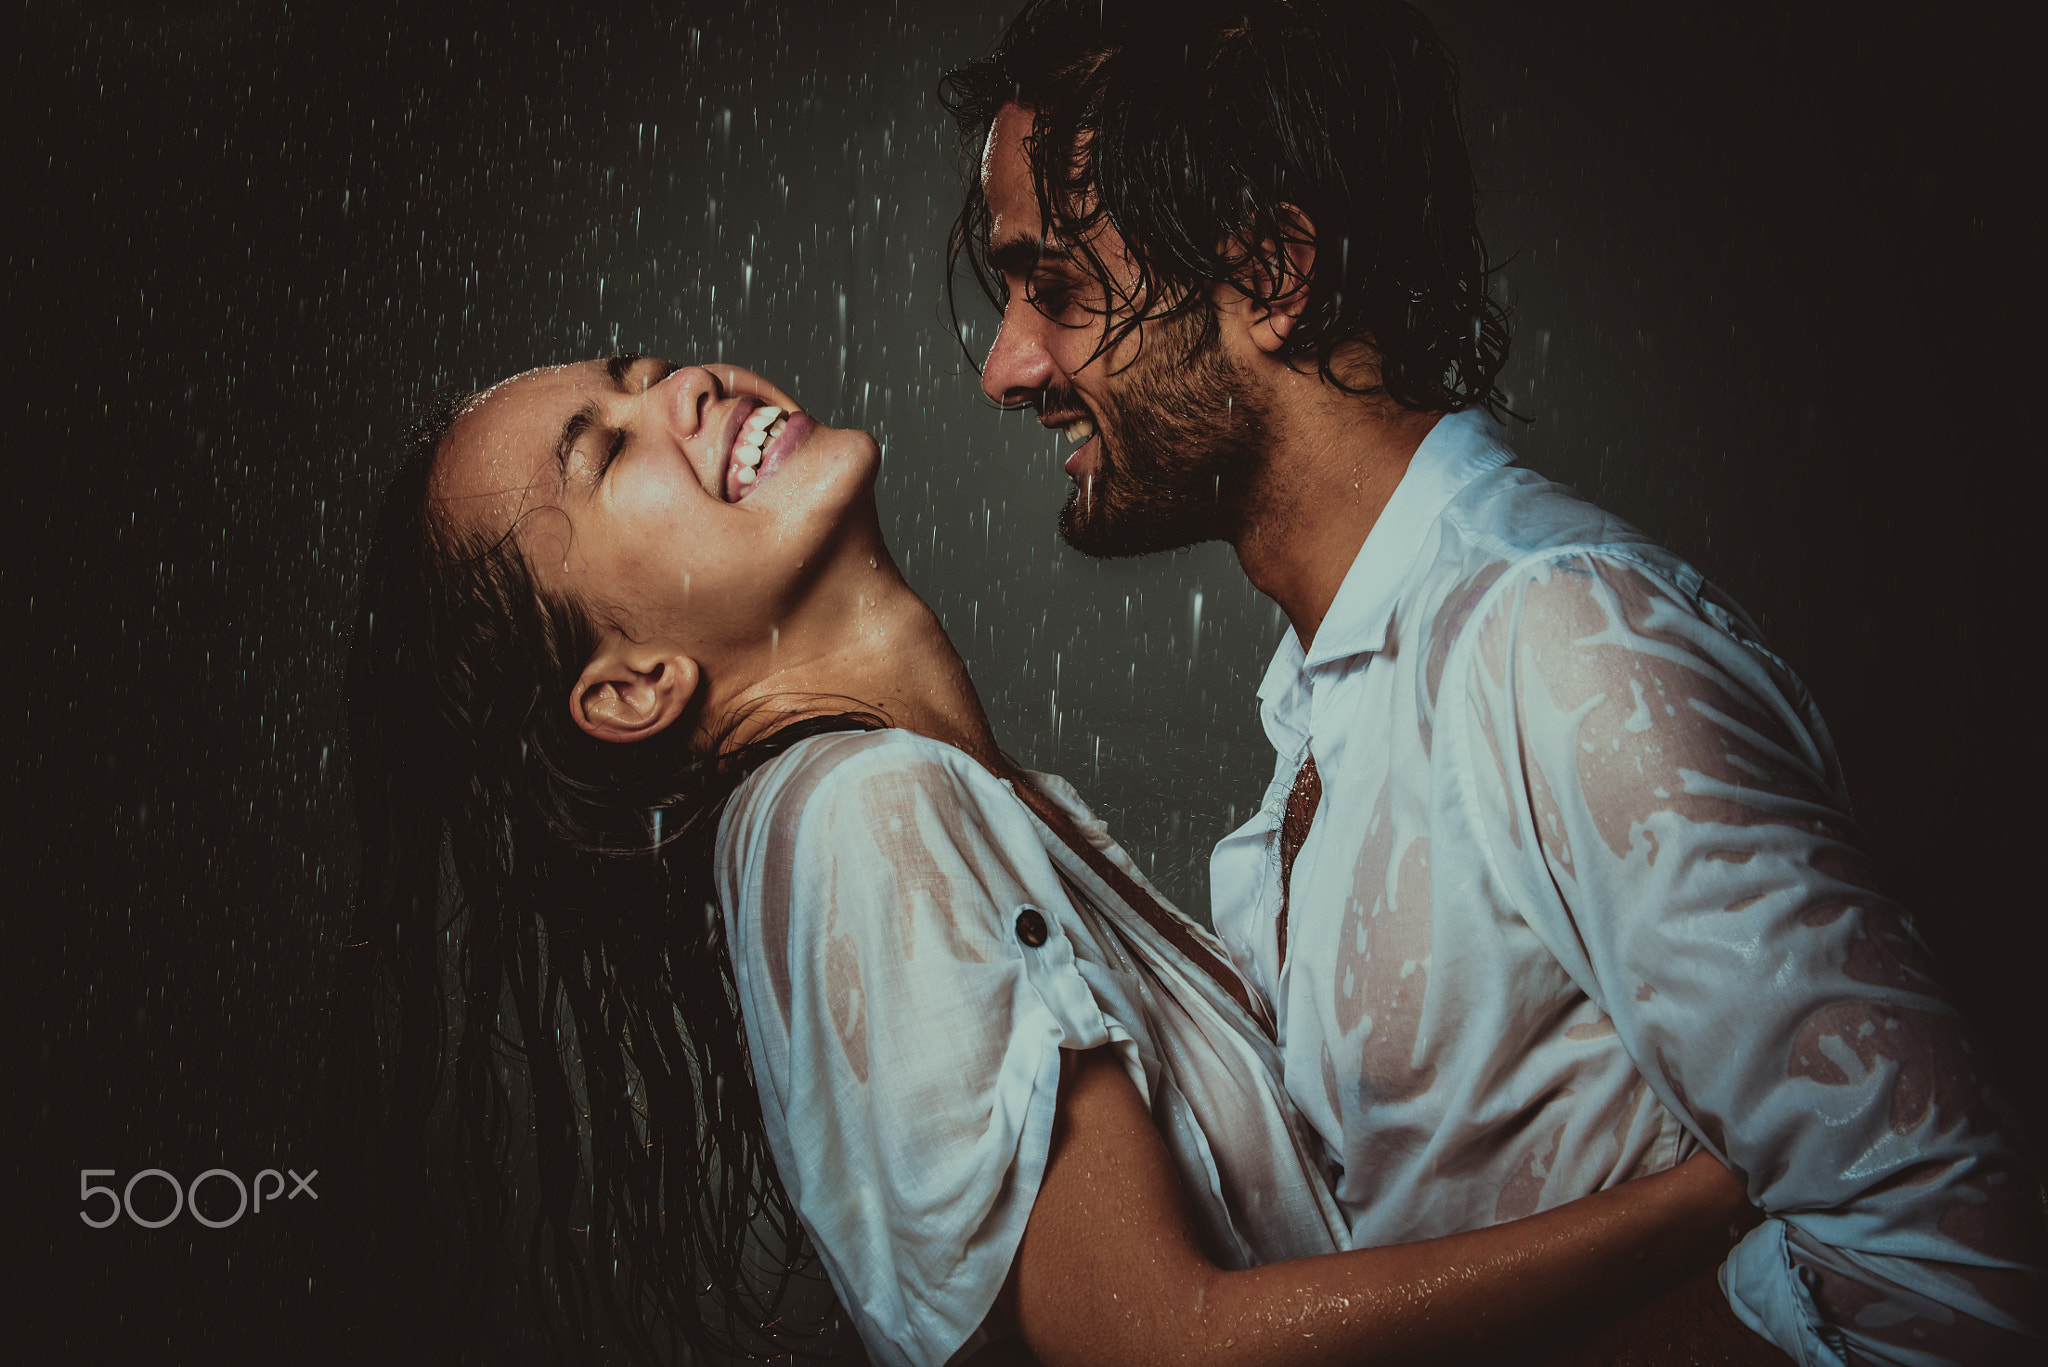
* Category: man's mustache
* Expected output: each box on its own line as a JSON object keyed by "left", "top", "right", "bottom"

{"left": 1033, "top": 383, "right": 1086, "bottom": 419}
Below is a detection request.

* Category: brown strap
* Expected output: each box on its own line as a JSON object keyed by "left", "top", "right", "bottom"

{"left": 1007, "top": 775, "right": 1265, "bottom": 1029}
{"left": 1275, "top": 752, "right": 1322, "bottom": 974}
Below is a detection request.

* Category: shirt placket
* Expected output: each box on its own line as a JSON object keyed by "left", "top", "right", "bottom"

{"left": 1270, "top": 662, "right": 1337, "bottom": 1004}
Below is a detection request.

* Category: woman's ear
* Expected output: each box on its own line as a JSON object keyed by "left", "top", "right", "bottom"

{"left": 570, "top": 637, "right": 701, "bottom": 743}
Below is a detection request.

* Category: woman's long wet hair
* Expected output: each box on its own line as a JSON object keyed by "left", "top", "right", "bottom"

{"left": 943, "top": 0, "right": 1511, "bottom": 414}
{"left": 327, "top": 392, "right": 876, "bottom": 1362}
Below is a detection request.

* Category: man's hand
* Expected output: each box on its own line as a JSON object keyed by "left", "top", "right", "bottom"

{"left": 1537, "top": 1265, "right": 1792, "bottom": 1367}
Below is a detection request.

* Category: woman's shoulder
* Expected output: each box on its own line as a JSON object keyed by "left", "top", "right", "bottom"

{"left": 717, "top": 728, "right": 1058, "bottom": 1011}
{"left": 741, "top": 727, "right": 996, "bottom": 808}
{"left": 721, "top": 727, "right": 1021, "bottom": 856}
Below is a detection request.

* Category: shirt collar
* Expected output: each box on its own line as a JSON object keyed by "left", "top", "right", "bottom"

{"left": 1295, "top": 407, "right": 1515, "bottom": 671}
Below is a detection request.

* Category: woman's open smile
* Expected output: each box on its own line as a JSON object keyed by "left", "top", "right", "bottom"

{"left": 719, "top": 397, "right": 817, "bottom": 503}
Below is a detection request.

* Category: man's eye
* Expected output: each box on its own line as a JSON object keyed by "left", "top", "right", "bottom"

{"left": 1029, "top": 279, "right": 1074, "bottom": 314}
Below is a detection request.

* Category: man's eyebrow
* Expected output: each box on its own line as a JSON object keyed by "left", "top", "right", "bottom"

{"left": 605, "top": 352, "right": 640, "bottom": 385}
{"left": 987, "top": 235, "right": 1072, "bottom": 277}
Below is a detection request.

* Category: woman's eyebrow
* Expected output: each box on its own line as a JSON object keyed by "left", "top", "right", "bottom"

{"left": 553, "top": 406, "right": 600, "bottom": 486}
{"left": 552, "top": 356, "right": 659, "bottom": 486}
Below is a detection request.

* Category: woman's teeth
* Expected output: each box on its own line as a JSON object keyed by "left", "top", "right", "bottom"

{"left": 734, "top": 406, "right": 790, "bottom": 486}
{"left": 1064, "top": 416, "right": 1096, "bottom": 444}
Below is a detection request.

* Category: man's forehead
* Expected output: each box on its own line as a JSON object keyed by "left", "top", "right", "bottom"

{"left": 979, "top": 104, "right": 1125, "bottom": 280}
{"left": 980, "top": 105, "right": 1030, "bottom": 187}
{"left": 981, "top": 104, "right": 1042, "bottom": 242}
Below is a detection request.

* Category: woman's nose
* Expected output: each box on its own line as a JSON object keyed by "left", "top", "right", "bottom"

{"left": 653, "top": 365, "right": 723, "bottom": 438}
{"left": 650, "top": 364, "right": 803, "bottom": 442}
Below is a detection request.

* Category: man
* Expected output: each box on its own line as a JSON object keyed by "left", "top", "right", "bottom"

{"left": 944, "top": 1, "right": 2043, "bottom": 1362}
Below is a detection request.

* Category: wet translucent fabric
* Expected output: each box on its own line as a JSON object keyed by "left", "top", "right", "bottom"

{"left": 720, "top": 730, "right": 1346, "bottom": 1367}
{"left": 1211, "top": 410, "right": 2043, "bottom": 1366}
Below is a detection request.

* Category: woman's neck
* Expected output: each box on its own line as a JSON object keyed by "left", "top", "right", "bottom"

{"left": 705, "top": 549, "right": 1002, "bottom": 768}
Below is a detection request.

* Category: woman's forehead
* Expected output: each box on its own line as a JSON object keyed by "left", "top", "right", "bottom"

{"left": 463, "top": 362, "right": 564, "bottom": 413}
{"left": 429, "top": 362, "right": 599, "bottom": 529}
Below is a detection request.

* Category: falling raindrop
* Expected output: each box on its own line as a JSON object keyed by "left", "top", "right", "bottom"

{"left": 36, "top": 7, "right": 2005, "bottom": 1364}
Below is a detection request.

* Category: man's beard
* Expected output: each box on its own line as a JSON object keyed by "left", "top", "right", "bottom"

{"left": 1056, "top": 316, "right": 1270, "bottom": 559}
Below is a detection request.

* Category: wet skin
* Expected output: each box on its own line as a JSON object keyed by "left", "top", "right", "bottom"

{"left": 440, "top": 358, "right": 889, "bottom": 653}
{"left": 974, "top": 105, "right": 1274, "bottom": 557}
{"left": 430, "top": 357, "right": 916, "bottom": 747}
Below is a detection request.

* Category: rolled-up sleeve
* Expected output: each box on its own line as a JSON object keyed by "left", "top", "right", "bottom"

{"left": 717, "top": 732, "right": 1138, "bottom": 1367}
{"left": 1457, "top": 550, "right": 2044, "bottom": 1366}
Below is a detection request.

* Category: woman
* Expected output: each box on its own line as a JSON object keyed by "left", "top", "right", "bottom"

{"left": 334, "top": 354, "right": 1755, "bottom": 1365}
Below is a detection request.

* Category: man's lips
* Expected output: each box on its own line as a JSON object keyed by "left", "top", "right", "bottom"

{"left": 726, "top": 410, "right": 816, "bottom": 502}
{"left": 1040, "top": 408, "right": 1100, "bottom": 479}
{"left": 1062, "top": 433, "right": 1101, "bottom": 478}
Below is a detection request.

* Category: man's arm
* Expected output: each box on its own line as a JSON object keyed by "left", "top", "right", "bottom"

{"left": 1465, "top": 551, "right": 2045, "bottom": 1365}
{"left": 976, "top": 1240, "right": 1793, "bottom": 1367}
{"left": 997, "top": 1047, "right": 1763, "bottom": 1367}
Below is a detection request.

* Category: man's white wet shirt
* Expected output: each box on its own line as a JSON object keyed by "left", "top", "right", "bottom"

{"left": 1210, "top": 409, "right": 2042, "bottom": 1365}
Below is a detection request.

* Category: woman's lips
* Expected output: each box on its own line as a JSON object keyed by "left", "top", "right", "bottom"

{"left": 716, "top": 397, "right": 763, "bottom": 491}
{"left": 727, "top": 411, "right": 817, "bottom": 502}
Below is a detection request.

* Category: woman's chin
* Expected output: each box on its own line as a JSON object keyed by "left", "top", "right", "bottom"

{"left": 835, "top": 425, "right": 884, "bottom": 482}
{"left": 808, "top": 427, "right": 887, "bottom": 532}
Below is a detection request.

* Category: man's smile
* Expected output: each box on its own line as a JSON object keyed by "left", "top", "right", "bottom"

{"left": 1037, "top": 399, "right": 1102, "bottom": 477}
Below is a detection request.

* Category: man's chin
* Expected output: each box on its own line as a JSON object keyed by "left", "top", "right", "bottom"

{"left": 1057, "top": 488, "right": 1212, "bottom": 559}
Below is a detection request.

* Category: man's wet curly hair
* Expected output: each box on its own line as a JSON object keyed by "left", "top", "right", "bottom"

{"left": 944, "top": 0, "right": 1510, "bottom": 413}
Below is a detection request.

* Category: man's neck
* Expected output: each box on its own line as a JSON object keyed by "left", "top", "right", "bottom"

{"left": 1233, "top": 385, "right": 1443, "bottom": 652}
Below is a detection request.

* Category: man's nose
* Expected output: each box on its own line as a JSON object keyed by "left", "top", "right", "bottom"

{"left": 981, "top": 302, "right": 1056, "bottom": 409}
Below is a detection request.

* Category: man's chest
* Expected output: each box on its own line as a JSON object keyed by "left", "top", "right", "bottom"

{"left": 1266, "top": 726, "right": 1674, "bottom": 1242}
{"left": 1264, "top": 657, "right": 1578, "bottom": 1107}
{"left": 1278, "top": 734, "right": 1576, "bottom": 1090}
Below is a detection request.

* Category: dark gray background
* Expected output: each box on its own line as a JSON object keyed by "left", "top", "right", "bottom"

{"left": 14, "top": 0, "right": 2038, "bottom": 1359}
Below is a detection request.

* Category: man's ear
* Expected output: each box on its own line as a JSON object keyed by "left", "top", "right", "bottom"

{"left": 1235, "top": 205, "right": 1317, "bottom": 355}
{"left": 570, "top": 637, "right": 701, "bottom": 744}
